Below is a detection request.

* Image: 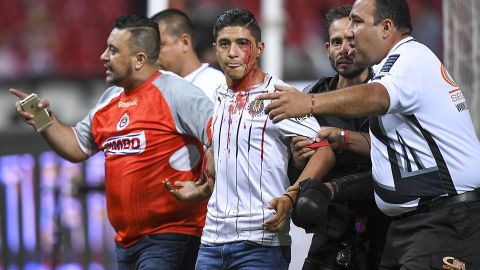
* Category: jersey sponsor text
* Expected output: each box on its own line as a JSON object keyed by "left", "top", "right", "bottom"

{"left": 102, "top": 131, "right": 146, "bottom": 155}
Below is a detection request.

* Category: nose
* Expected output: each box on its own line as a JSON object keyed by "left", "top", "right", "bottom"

{"left": 340, "top": 40, "right": 351, "bottom": 56}
{"left": 100, "top": 48, "right": 108, "bottom": 63}
{"left": 227, "top": 44, "right": 238, "bottom": 58}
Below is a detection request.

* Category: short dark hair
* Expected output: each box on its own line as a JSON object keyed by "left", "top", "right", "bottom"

{"left": 374, "top": 0, "right": 412, "bottom": 34}
{"left": 150, "top": 8, "right": 196, "bottom": 46}
{"left": 213, "top": 8, "right": 261, "bottom": 43}
{"left": 325, "top": 5, "right": 352, "bottom": 39}
{"left": 114, "top": 14, "right": 160, "bottom": 64}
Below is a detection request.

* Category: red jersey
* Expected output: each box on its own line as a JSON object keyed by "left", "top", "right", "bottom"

{"left": 75, "top": 71, "right": 213, "bottom": 247}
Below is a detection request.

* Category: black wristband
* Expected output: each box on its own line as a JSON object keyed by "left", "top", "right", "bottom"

{"left": 283, "top": 193, "right": 295, "bottom": 206}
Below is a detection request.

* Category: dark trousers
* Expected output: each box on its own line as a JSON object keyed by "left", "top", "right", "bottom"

{"left": 116, "top": 233, "right": 200, "bottom": 270}
{"left": 380, "top": 201, "right": 480, "bottom": 270}
{"left": 302, "top": 203, "right": 389, "bottom": 270}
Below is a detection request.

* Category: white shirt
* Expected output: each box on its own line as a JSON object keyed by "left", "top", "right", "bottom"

{"left": 184, "top": 63, "right": 225, "bottom": 102}
{"left": 202, "top": 74, "right": 321, "bottom": 246}
{"left": 369, "top": 37, "right": 480, "bottom": 216}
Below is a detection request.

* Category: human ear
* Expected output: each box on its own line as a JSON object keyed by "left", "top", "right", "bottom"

{"left": 135, "top": 53, "right": 147, "bottom": 70}
{"left": 180, "top": 33, "right": 191, "bottom": 52}
{"left": 382, "top": 19, "right": 393, "bottom": 39}
{"left": 256, "top": 41, "right": 265, "bottom": 57}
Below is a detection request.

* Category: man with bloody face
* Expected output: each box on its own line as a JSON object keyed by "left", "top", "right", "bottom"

{"left": 164, "top": 8, "right": 336, "bottom": 270}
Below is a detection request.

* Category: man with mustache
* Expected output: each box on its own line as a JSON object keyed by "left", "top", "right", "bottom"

{"left": 258, "top": 0, "right": 480, "bottom": 269}
{"left": 289, "top": 6, "right": 390, "bottom": 270}
{"left": 11, "top": 15, "right": 213, "bottom": 270}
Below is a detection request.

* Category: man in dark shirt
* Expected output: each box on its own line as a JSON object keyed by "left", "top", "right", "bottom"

{"left": 288, "top": 5, "right": 390, "bottom": 270}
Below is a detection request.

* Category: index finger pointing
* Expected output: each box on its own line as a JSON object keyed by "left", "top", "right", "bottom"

{"left": 273, "top": 84, "right": 292, "bottom": 92}
{"left": 256, "top": 92, "right": 280, "bottom": 101}
{"left": 9, "top": 88, "right": 29, "bottom": 99}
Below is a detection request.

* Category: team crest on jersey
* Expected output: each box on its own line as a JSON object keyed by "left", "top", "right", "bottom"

{"left": 117, "top": 113, "right": 130, "bottom": 131}
{"left": 248, "top": 99, "right": 264, "bottom": 116}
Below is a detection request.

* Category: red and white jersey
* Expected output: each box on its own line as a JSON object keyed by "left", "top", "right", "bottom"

{"left": 369, "top": 37, "right": 480, "bottom": 216}
{"left": 74, "top": 71, "right": 213, "bottom": 247}
{"left": 202, "top": 74, "right": 321, "bottom": 246}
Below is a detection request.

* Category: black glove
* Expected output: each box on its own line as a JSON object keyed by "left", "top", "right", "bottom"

{"left": 291, "top": 178, "right": 332, "bottom": 233}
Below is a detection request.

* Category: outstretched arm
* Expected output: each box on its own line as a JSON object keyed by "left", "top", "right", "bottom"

{"left": 257, "top": 83, "right": 390, "bottom": 123}
{"left": 318, "top": 127, "right": 371, "bottom": 157}
{"left": 10, "top": 88, "right": 89, "bottom": 163}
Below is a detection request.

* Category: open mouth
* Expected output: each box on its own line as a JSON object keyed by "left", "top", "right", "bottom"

{"left": 104, "top": 64, "right": 113, "bottom": 75}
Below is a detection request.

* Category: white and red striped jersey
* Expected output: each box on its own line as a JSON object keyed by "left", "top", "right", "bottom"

{"left": 202, "top": 74, "right": 321, "bottom": 246}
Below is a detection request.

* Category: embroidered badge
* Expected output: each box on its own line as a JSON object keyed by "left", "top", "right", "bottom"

{"left": 442, "top": 256, "right": 466, "bottom": 270}
{"left": 117, "top": 113, "right": 130, "bottom": 131}
{"left": 248, "top": 99, "right": 264, "bottom": 116}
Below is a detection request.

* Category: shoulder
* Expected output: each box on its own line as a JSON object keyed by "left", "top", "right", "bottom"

{"left": 263, "top": 75, "right": 286, "bottom": 93}
{"left": 303, "top": 76, "right": 334, "bottom": 94}
{"left": 372, "top": 39, "right": 438, "bottom": 79}
{"left": 153, "top": 73, "right": 212, "bottom": 105}
{"left": 204, "top": 66, "right": 224, "bottom": 77}
{"left": 96, "top": 86, "right": 123, "bottom": 107}
{"left": 199, "top": 67, "right": 225, "bottom": 86}
{"left": 154, "top": 72, "right": 200, "bottom": 93}
{"left": 385, "top": 38, "right": 434, "bottom": 65}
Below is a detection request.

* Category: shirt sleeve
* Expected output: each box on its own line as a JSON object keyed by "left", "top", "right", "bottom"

{"left": 74, "top": 86, "right": 121, "bottom": 156}
{"left": 164, "top": 76, "right": 214, "bottom": 146}
{"left": 371, "top": 52, "right": 423, "bottom": 115}
{"left": 74, "top": 113, "right": 98, "bottom": 156}
{"left": 276, "top": 115, "right": 320, "bottom": 139}
{"left": 267, "top": 79, "right": 322, "bottom": 141}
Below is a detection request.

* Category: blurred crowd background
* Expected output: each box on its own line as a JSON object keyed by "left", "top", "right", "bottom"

{"left": 0, "top": 0, "right": 443, "bottom": 132}
{"left": 0, "top": 0, "right": 442, "bottom": 81}
{"left": 0, "top": 1, "right": 469, "bottom": 270}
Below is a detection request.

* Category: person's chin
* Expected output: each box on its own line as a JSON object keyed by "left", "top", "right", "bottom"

{"left": 227, "top": 71, "right": 244, "bottom": 81}
{"left": 337, "top": 68, "right": 351, "bottom": 75}
{"left": 105, "top": 76, "right": 119, "bottom": 86}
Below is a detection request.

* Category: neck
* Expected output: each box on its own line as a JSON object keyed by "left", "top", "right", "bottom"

{"left": 122, "top": 66, "right": 157, "bottom": 92}
{"left": 228, "top": 66, "right": 266, "bottom": 92}
{"left": 178, "top": 52, "right": 202, "bottom": 77}
{"left": 387, "top": 33, "right": 412, "bottom": 55}
{"left": 336, "top": 69, "right": 370, "bottom": 89}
